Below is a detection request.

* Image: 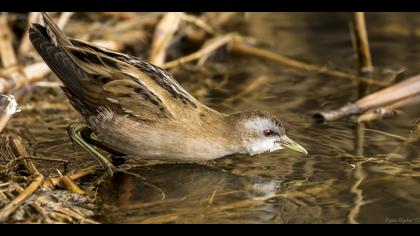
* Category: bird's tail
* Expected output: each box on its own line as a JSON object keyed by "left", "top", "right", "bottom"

{"left": 39, "top": 12, "right": 72, "bottom": 47}
{"left": 29, "top": 13, "right": 94, "bottom": 117}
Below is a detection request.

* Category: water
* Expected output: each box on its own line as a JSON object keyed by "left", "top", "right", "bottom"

{"left": 7, "top": 13, "right": 420, "bottom": 224}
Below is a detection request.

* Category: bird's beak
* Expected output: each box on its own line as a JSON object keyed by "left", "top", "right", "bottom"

{"left": 276, "top": 135, "right": 308, "bottom": 154}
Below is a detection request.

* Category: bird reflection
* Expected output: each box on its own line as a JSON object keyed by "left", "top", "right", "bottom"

{"left": 99, "top": 163, "right": 286, "bottom": 223}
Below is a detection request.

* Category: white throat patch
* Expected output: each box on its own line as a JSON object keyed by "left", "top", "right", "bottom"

{"left": 247, "top": 137, "right": 283, "bottom": 156}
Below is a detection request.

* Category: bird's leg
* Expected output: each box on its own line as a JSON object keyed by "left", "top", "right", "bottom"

{"left": 67, "top": 122, "right": 116, "bottom": 176}
{"left": 79, "top": 125, "right": 127, "bottom": 166}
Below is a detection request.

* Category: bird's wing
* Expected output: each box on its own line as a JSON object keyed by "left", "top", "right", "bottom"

{"left": 69, "top": 38, "right": 200, "bottom": 108}
{"left": 65, "top": 39, "right": 209, "bottom": 117}
{"left": 64, "top": 45, "right": 185, "bottom": 120}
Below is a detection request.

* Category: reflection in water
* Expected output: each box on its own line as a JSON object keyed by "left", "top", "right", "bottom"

{"left": 97, "top": 164, "right": 336, "bottom": 224}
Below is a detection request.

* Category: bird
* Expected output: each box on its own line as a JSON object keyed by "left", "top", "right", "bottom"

{"left": 29, "top": 13, "right": 307, "bottom": 166}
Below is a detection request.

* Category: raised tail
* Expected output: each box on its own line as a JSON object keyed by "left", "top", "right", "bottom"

{"left": 29, "top": 13, "right": 94, "bottom": 116}
{"left": 39, "top": 12, "right": 72, "bottom": 47}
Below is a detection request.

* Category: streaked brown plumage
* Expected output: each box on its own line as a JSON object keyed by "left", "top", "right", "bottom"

{"left": 29, "top": 13, "right": 307, "bottom": 162}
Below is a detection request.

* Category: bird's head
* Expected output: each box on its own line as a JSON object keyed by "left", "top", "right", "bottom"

{"left": 229, "top": 111, "right": 307, "bottom": 156}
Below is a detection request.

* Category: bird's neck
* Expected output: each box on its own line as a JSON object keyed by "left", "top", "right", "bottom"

{"left": 214, "top": 113, "right": 247, "bottom": 155}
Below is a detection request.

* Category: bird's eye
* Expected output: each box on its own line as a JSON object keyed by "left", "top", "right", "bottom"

{"left": 263, "top": 130, "right": 273, "bottom": 137}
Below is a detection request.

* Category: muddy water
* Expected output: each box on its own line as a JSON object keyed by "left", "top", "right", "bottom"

{"left": 9, "top": 13, "right": 420, "bottom": 224}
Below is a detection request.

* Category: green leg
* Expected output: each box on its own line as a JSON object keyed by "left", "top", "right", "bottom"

{"left": 80, "top": 126, "right": 127, "bottom": 166}
{"left": 68, "top": 122, "right": 116, "bottom": 176}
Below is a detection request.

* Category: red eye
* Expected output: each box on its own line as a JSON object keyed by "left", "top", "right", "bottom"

{"left": 263, "top": 130, "right": 273, "bottom": 136}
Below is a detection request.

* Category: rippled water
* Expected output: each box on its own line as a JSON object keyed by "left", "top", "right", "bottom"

{"left": 8, "top": 13, "right": 420, "bottom": 224}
